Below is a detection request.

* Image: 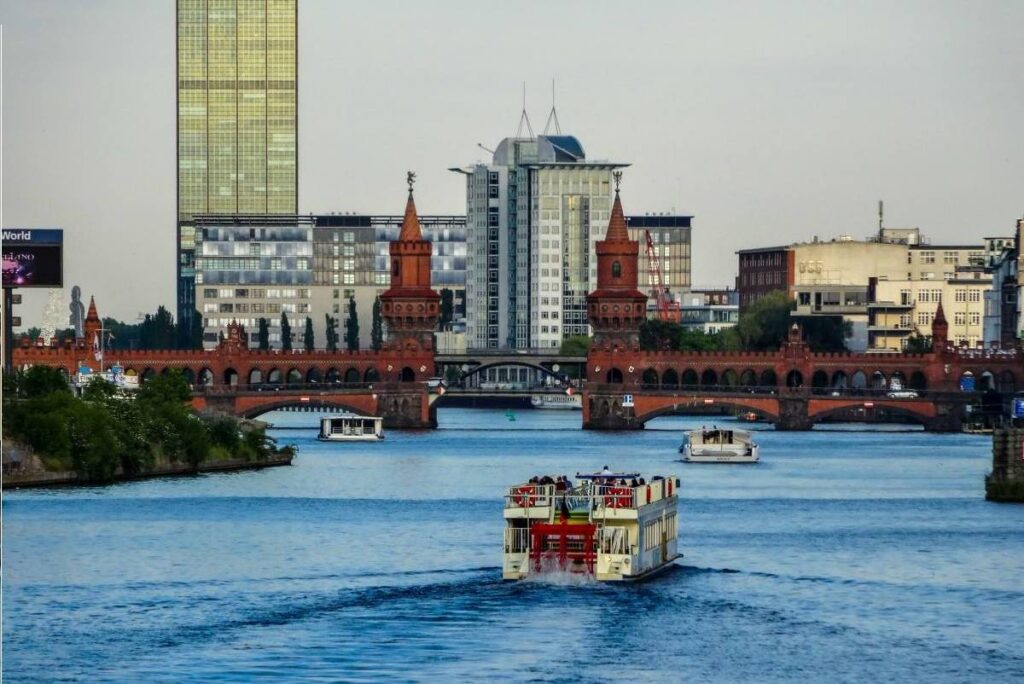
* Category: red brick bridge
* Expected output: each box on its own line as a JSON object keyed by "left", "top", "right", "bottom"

{"left": 581, "top": 184, "right": 1022, "bottom": 431}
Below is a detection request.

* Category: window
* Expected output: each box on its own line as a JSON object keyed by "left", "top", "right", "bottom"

{"left": 204, "top": 289, "right": 217, "bottom": 298}
{"left": 970, "top": 312, "right": 980, "bottom": 325}
{"left": 612, "top": 261, "right": 622, "bottom": 278}
{"left": 954, "top": 312, "right": 965, "bottom": 325}
{"left": 969, "top": 290, "right": 981, "bottom": 303}
{"left": 343, "top": 273, "right": 355, "bottom": 284}
{"left": 343, "top": 232, "right": 355, "bottom": 243}
{"left": 920, "top": 251, "right": 935, "bottom": 264}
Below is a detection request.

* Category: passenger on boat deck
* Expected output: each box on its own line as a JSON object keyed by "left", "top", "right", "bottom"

{"left": 562, "top": 474, "right": 573, "bottom": 488}
{"left": 539, "top": 475, "right": 555, "bottom": 485}
{"left": 630, "top": 478, "right": 638, "bottom": 487}
{"left": 638, "top": 477, "right": 646, "bottom": 485}
{"left": 554, "top": 476, "right": 567, "bottom": 492}
{"left": 528, "top": 476, "right": 539, "bottom": 484}
{"left": 601, "top": 465, "right": 611, "bottom": 475}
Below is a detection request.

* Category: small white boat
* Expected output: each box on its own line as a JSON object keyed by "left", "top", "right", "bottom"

{"left": 679, "top": 427, "right": 759, "bottom": 463}
{"left": 530, "top": 394, "right": 582, "bottom": 410}
{"left": 502, "top": 471, "right": 680, "bottom": 582}
{"left": 318, "top": 413, "right": 384, "bottom": 442}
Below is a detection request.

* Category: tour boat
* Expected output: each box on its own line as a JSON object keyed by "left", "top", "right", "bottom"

{"left": 679, "top": 427, "right": 759, "bottom": 463}
{"left": 530, "top": 394, "right": 583, "bottom": 410}
{"left": 502, "top": 471, "right": 680, "bottom": 582}
{"left": 317, "top": 413, "right": 384, "bottom": 441}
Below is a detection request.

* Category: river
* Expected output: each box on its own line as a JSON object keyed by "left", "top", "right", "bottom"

{"left": 3, "top": 409, "right": 1024, "bottom": 682}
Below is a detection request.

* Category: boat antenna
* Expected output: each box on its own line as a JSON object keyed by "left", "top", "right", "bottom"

{"left": 515, "top": 81, "right": 534, "bottom": 138}
{"left": 543, "top": 79, "right": 562, "bottom": 135}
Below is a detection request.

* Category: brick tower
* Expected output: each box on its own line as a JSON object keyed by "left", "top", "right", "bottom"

{"left": 380, "top": 172, "right": 441, "bottom": 353}
{"left": 931, "top": 301, "right": 948, "bottom": 351}
{"left": 586, "top": 173, "right": 647, "bottom": 351}
{"left": 84, "top": 296, "right": 102, "bottom": 345}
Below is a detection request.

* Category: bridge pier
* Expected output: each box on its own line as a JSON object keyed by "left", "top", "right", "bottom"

{"left": 775, "top": 397, "right": 813, "bottom": 431}
{"left": 919, "top": 400, "right": 964, "bottom": 433}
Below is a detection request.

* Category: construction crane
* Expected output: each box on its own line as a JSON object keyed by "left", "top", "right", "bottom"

{"left": 644, "top": 230, "right": 681, "bottom": 322}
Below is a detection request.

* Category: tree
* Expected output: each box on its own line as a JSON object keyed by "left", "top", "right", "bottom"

{"left": 439, "top": 288, "right": 454, "bottom": 329}
{"left": 559, "top": 335, "right": 591, "bottom": 356}
{"left": 733, "top": 291, "right": 794, "bottom": 351}
{"left": 345, "top": 298, "right": 360, "bottom": 351}
{"left": 678, "top": 328, "right": 723, "bottom": 352}
{"left": 137, "top": 370, "right": 191, "bottom": 405}
{"left": 258, "top": 318, "right": 270, "bottom": 350}
{"left": 280, "top": 312, "right": 292, "bottom": 351}
{"left": 797, "top": 315, "right": 850, "bottom": 353}
{"left": 139, "top": 306, "right": 177, "bottom": 350}
{"left": 325, "top": 314, "right": 339, "bottom": 352}
{"left": 371, "top": 296, "right": 383, "bottom": 351}
{"left": 175, "top": 310, "right": 204, "bottom": 350}
{"left": 903, "top": 332, "right": 933, "bottom": 354}
{"left": 303, "top": 317, "right": 315, "bottom": 352}
{"left": 639, "top": 320, "right": 685, "bottom": 351}
{"left": 14, "top": 365, "right": 71, "bottom": 399}
{"left": 25, "top": 326, "right": 42, "bottom": 341}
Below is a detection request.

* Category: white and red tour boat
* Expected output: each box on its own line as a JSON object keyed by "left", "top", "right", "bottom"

{"left": 502, "top": 470, "right": 680, "bottom": 582}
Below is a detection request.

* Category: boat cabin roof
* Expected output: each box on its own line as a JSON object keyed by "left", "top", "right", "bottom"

{"left": 321, "top": 413, "right": 381, "bottom": 420}
{"left": 576, "top": 472, "right": 642, "bottom": 480}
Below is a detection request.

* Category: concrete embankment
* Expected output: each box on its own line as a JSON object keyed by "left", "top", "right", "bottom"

{"left": 2, "top": 451, "right": 293, "bottom": 490}
{"left": 986, "top": 428, "right": 1024, "bottom": 502}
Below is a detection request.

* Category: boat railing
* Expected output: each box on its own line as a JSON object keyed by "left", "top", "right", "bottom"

{"left": 504, "top": 527, "right": 530, "bottom": 553}
{"left": 596, "top": 484, "right": 636, "bottom": 510}
{"left": 505, "top": 484, "right": 554, "bottom": 509}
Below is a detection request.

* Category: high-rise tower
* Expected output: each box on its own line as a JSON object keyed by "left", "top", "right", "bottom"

{"left": 176, "top": 0, "right": 298, "bottom": 340}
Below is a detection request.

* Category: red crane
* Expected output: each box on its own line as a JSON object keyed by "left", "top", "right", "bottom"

{"left": 644, "top": 230, "right": 681, "bottom": 322}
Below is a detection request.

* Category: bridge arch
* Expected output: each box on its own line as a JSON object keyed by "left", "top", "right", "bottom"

{"left": 364, "top": 367, "right": 380, "bottom": 383}
{"left": 199, "top": 367, "right": 214, "bottom": 387}
{"left": 811, "top": 370, "right": 829, "bottom": 390}
{"left": 635, "top": 398, "right": 780, "bottom": 425}
{"left": 224, "top": 367, "right": 239, "bottom": 387}
{"left": 786, "top": 370, "right": 803, "bottom": 387}
{"left": 831, "top": 370, "right": 848, "bottom": 389}
{"left": 682, "top": 369, "right": 699, "bottom": 388}
{"left": 700, "top": 369, "right": 717, "bottom": 387}
{"left": 456, "top": 360, "right": 568, "bottom": 385}
{"left": 809, "top": 402, "right": 933, "bottom": 427}
{"left": 345, "top": 367, "right": 361, "bottom": 384}
{"left": 890, "top": 370, "right": 906, "bottom": 389}
{"left": 400, "top": 366, "right": 416, "bottom": 382}
{"left": 266, "top": 368, "right": 282, "bottom": 385}
{"left": 286, "top": 368, "right": 302, "bottom": 385}
{"left": 249, "top": 368, "right": 263, "bottom": 385}
{"left": 760, "top": 369, "right": 778, "bottom": 387}
{"left": 721, "top": 369, "right": 738, "bottom": 388}
{"left": 851, "top": 370, "right": 867, "bottom": 389}
{"left": 642, "top": 368, "right": 658, "bottom": 387}
{"left": 325, "top": 368, "right": 341, "bottom": 384}
{"left": 739, "top": 369, "right": 757, "bottom": 387}
{"left": 998, "top": 370, "right": 1016, "bottom": 393}
{"left": 980, "top": 371, "right": 996, "bottom": 392}
{"left": 871, "top": 370, "right": 887, "bottom": 389}
{"left": 239, "top": 399, "right": 375, "bottom": 420}
{"left": 662, "top": 368, "right": 678, "bottom": 388}
{"left": 306, "top": 368, "right": 322, "bottom": 384}
{"left": 606, "top": 367, "right": 624, "bottom": 384}
{"left": 909, "top": 371, "right": 927, "bottom": 391}
{"left": 181, "top": 367, "right": 196, "bottom": 385}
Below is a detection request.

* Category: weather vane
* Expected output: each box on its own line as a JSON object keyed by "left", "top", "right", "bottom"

{"left": 613, "top": 170, "right": 622, "bottom": 193}
{"left": 406, "top": 170, "right": 416, "bottom": 194}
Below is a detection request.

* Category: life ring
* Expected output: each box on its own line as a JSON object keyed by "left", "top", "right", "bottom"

{"left": 516, "top": 486, "right": 536, "bottom": 507}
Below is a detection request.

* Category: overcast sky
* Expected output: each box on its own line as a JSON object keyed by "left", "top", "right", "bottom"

{"left": 3, "top": 0, "right": 1023, "bottom": 327}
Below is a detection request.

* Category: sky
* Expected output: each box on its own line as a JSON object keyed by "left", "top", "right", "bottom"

{"left": 2, "top": 0, "right": 1023, "bottom": 327}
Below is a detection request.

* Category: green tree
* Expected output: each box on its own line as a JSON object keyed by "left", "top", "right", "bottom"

{"left": 559, "top": 335, "right": 591, "bottom": 356}
{"left": 733, "top": 291, "right": 795, "bottom": 351}
{"left": 903, "top": 332, "right": 933, "bottom": 354}
{"left": 371, "top": 296, "right": 383, "bottom": 351}
{"left": 15, "top": 365, "right": 71, "bottom": 399}
{"left": 303, "top": 316, "right": 315, "bottom": 352}
{"left": 137, "top": 370, "right": 191, "bottom": 406}
{"left": 439, "top": 288, "right": 454, "bottom": 329}
{"left": 258, "top": 318, "right": 270, "bottom": 350}
{"left": 797, "top": 315, "right": 850, "bottom": 353}
{"left": 25, "top": 326, "right": 42, "bottom": 341}
{"left": 345, "top": 298, "right": 360, "bottom": 351}
{"left": 639, "top": 320, "right": 685, "bottom": 351}
{"left": 325, "top": 314, "right": 339, "bottom": 352}
{"left": 280, "top": 312, "right": 292, "bottom": 351}
{"left": 678, "top": 328, "right": 723, "bottom": 351}
{"left": 139, "top": 306, "right": 177, "bottom": 350}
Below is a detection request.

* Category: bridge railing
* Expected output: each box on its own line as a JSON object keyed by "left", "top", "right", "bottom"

{"left": 587, "top": 384, "right": 970, "bottom": 401}
{"left": 195, "top": 381, "right": 427, "bottom": 395}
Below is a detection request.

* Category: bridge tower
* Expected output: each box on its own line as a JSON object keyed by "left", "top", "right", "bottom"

{"left": 380, "top": 173, "right": 441, "bottom": 354}
{"left": 931, "top": 301, "right": 948, "bottom": 351}
{"left": 84, "top": 296, "right": 101, "bottom": 346}
{"left": 586, "top": 173, "right": 647, "bottom": 351}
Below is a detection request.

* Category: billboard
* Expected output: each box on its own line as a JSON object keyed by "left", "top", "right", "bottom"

{"left": 2, "top": 229, "right": 63, "bottom": 288}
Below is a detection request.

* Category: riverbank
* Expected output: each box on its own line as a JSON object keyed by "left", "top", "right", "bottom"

{"left": 2, "top": 449, "right": 293, "bottom": 489}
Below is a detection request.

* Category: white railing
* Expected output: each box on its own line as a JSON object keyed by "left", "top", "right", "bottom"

{"left": 598, "top": 527, "right": 629, "bottom": 554}
{"left": 504, "top": 484, "right": 554, "bottom": 509}
{"left": 504, "top": 527, "right": 530, "bottom": 553}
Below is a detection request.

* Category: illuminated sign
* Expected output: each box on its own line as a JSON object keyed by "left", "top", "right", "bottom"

{"left": 2, "top": 228, "right": 64, "bottom": 288}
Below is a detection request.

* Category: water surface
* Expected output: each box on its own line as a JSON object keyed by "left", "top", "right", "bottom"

{"left": 4, "top": 409, "right": 1023, "bottom": 682}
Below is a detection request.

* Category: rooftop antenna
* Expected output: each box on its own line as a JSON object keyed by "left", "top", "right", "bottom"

{"left": 543, "top": 79, "right": 562, "bottom": 135}
{"left": 878, "top": 200, "right": 884, "bottom": 238}
{"left": 515, "top": 81, "right": 534, "bottom": 138}
{"left": 477, "top": 142, "right": 495, "bottom": 155}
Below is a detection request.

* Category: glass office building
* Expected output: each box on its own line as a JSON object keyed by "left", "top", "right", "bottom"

{"left": 177, "top": 0, "right": 297, "bottom": 338}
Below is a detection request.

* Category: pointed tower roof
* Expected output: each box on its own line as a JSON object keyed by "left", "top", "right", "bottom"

{"left": 86, "top": 296, "right": 99, "bottom": 322}
{"left": 399, "top": 171, "right": 423, "bottom": 241}
{"left": 934, "top": 301, "right": 947, "bottom": 326}
{"left": 604, "top": 171, "right": 630, "bottom": 242}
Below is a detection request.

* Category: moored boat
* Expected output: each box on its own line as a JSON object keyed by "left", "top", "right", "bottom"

{"left": 530, "top": 393, "right": 582, "bottom": 410}
{"left": 679, "top": 427, "right": 759, "bottom": 463}
{"left": 502, "top": 471, "right": 680, "bottom": 581}
{"left": 317, "top": 413, "right": 384, "bottom": 441}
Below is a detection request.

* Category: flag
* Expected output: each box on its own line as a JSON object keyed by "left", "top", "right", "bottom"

{"left": 93, "top": 332, "right": 103, "bottom": 363}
